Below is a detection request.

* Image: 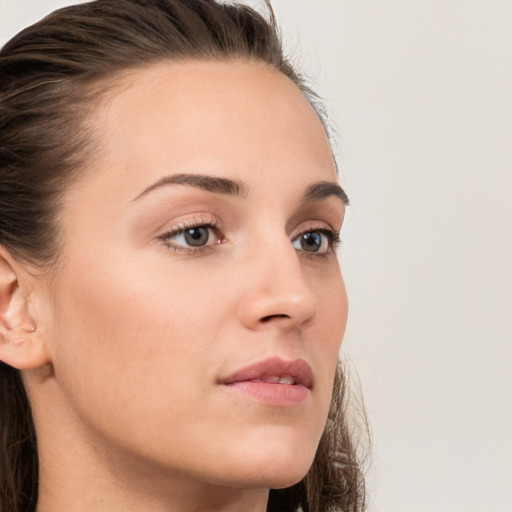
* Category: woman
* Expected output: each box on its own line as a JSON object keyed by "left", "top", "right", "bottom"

{"left": 0, "top": 1, "right": 365, "bottom": 511}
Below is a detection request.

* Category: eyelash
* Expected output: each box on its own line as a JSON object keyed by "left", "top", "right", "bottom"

{"left": 157, "top": 219, "right": 341, "bottom": 257}
{"left": 301, "top": 228, "right": 341, "bottom": 255}
{"left": 157, "top": 217, "right": 224, "bottom": 255}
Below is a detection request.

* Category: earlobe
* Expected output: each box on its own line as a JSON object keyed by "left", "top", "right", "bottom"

{"left": 0, "top": 247, "right": 51, "bottom": 370}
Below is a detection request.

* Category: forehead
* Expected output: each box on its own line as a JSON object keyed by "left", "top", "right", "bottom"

{"left": 77, "top": 60, "right": 337, "bottom": 201}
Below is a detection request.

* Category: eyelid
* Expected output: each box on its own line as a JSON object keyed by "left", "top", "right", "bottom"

{"left": 156, "top": 214, "right": 225, "bottom": 254}
{"left": 291, "top": 221, "right": 342, "bottom": 255}
{"left": 290, "top": 220, "right": 339, "bottom": 240}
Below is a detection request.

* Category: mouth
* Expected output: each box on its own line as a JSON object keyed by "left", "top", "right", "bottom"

{"left": 218, "top": 357, "right": 313, "bottom": 406}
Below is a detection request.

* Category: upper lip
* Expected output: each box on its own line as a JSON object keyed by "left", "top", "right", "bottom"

{"left": 218, "top": 357, "right": 314, "bottom": 389}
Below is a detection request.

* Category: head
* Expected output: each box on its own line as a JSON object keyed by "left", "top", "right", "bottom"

{"left": 0, "top": 1, "right": 365, "bottom": 511}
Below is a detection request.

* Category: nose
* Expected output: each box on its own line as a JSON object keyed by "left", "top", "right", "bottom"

{"left": 237, "top": 239, "right": 318, "bottom": 331}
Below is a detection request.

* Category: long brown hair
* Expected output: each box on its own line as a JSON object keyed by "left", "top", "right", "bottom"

{"left": 0, "top": 1, "right": 366, "bottom": 510}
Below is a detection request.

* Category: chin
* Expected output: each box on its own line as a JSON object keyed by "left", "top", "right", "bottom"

{"left": 258, "top": 466, "right": 312, "bottom": 490}
{"left": 220, "top": 465, "right": 311, "bottom": 491}
{"left": 214, "top": 437, "right": 318, "bottom": 490}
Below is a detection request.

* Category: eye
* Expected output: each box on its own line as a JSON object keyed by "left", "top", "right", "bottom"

{"left": 173, "top": 226, "right": 211, "bottom": 247}
{"left": 292, "top": 229, "right": 335, "bottom": 254}
{"left": 158, "top": 220, "right": 224, "bottom": 253}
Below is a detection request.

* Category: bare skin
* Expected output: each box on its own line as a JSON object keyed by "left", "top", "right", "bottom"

{"left": 0, "top": 60, "right": 347, "bottom": 512}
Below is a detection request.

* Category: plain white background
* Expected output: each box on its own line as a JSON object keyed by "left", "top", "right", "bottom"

{"left": 1, "top": 1, "right": 511, "bottom": 511}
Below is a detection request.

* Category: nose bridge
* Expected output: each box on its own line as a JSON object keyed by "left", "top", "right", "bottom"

{"left": 237, "top": 228, "right": 318, "bottom": 330}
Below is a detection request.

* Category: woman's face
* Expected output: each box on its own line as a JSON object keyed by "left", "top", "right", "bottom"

{"left": 34, "top": 61, "right": 347, "bottom": 491}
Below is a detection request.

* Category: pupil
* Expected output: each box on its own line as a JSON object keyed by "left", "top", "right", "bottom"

{"left": 301, "top": 232, "right": 321, "bottom": 252}
{"left": 184, "top": 227, "right": 209, "bottom": 246}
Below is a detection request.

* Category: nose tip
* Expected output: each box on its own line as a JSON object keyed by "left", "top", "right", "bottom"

{"left": 237, "top": 259, "right": 319, "bottom": 331}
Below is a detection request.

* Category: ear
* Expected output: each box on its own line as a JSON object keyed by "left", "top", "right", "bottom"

{"left": 0, "top": 247, "right": 51, "bottom": 370}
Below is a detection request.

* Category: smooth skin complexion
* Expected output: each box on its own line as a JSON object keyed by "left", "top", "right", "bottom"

{"left": 2, "top": 60, "right": 348, "bottom": 512}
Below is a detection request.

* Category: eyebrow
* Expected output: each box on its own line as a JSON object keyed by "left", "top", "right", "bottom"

{"left": 303, "top": 181, "right": 349, "bottom": 206}
{"left": 132, "top": 173, "right": 247, "bottom": 202}
{"left": 132, "top": 173, "right": 349, "bottom": 206}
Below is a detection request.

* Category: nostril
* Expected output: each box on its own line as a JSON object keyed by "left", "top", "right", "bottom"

{"left": 261, "top": 314, "right": 290, "bottom": 323}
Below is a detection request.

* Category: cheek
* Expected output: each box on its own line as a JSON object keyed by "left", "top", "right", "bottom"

{"left": 47, "top": 251, "right": 229, "bottom": 421}
{"left": 315, "top": 270, "right": 348, "bottom": 395}
{"left": 54, "top": 258, "right": 220, "bottom": 360}
{"left": 45, "top": 256, "right": 243, "bottom": 478}
{"left": 310, "top": 264, "right": 348, "bottom": 348}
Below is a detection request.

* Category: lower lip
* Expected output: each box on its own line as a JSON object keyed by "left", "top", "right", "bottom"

{"left": 223, "top": 381, "right": 310, "bottom": 406}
